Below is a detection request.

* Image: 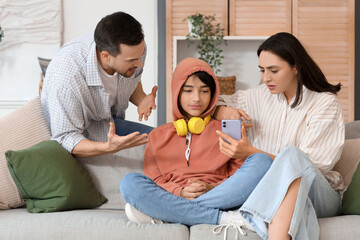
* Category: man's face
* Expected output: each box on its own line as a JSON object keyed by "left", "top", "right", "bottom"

{"left": 104, "top": 40, "right": 145, "bottom": 78}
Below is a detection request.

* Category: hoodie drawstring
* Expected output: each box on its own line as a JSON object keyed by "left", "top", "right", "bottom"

{"left": 185, "top": 132, "right": 192, "bottom": 167}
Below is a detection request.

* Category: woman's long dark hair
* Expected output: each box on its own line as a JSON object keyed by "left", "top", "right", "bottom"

{"left": 257, "top": 32, "right": 341, "bottom": 108}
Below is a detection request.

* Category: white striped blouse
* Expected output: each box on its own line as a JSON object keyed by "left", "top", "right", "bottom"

{"left": 218, "top": 83, "right": 345, "bottom": 191}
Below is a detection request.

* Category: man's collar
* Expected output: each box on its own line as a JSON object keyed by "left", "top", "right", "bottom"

{"left": 86, "top": 43, "right": 103, "bottom": 86}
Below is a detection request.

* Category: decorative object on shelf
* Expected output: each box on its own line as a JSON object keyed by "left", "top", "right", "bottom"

{"left": 183, "top": 13, "right": 226, "bottom": 75}
{"left": 217, "top": 76, "right": 236, "bottom": 95}
{"left": 0, "top": 25, "right": 4, "bottom": 43}
{"left": 184, "top": 13, "right": 235, "bottom": 95}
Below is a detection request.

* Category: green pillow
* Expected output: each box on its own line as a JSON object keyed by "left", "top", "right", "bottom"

{"left": 340, "top": 162, "right": 360, "bottom": 215}
{"left": 5, "top": 140, "right": 107, "bottom": 213}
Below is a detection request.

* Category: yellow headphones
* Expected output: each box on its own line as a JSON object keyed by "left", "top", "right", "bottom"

{"left": 173, "top": 115, "right": 211, "bottom": 136}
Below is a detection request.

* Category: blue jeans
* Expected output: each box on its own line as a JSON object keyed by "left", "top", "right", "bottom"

{"left": 120, "top": 153, "right": 272, "bottom": 226}
{"left": 240, "top": 146, "right": 341, "bottom": 240}
{"left": 113, "top": 116, "right": 154, "bottom": 135}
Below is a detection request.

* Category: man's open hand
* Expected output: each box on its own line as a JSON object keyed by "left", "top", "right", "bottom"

{"left": 137, "top": 86, "right": 157, "bottom": 121}
{"left": 106, "top": 122, "right": 148, "bottom": 153}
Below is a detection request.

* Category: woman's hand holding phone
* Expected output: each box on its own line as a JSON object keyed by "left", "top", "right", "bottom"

{"left": 216, "top": 124, "right": 257, "bottom": 160}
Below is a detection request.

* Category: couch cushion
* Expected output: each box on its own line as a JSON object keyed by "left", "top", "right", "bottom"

{"left": 340, "top": 161, "right": 360, "bottom": 215}
{"left": 6, "top": 140, "right": 108, "bottom": 213}
{"left": 190, "top": 224, "right": 262, "bottom": 240}
{"left": 77, "top": 145, "right": 145, "bottom": 210}
{"left": 189, "top": 215, "right": 360, "bottom": 240}
{"left": 333, "top": 138, "right": 360, "bottom": 187}
{"left": 0, "top": 97, "right": 51, "bottom": 209}
{"left": 345, "top": 120, "right": 360, "bottom": 140}
{"left": 318, "top": 215, "right": 360, "bottom": 240}
{"left": 0, "top": 208, "right": 189, "bottom": 240}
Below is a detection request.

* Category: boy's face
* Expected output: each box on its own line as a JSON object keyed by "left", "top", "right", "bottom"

{"left": 179, "top": 75, "right": 211, "bottom": 119}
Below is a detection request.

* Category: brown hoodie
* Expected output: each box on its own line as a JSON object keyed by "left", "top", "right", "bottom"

{"left": 144, "top": 58, "right": 244, "bottom": 196}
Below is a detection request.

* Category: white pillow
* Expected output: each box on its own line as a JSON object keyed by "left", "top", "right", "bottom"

{"left": 334, "top": 138, "right": 360, "bottom": 187}
{"left": 0, "top": 97, "right": 51, "bottom": 209}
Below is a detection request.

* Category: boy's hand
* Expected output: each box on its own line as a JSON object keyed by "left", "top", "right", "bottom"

{"left": 137, "top": 86, "right": 158, "bottom": 121}
{"left": 180, "top": 179, "right": 215, "bottom": 200}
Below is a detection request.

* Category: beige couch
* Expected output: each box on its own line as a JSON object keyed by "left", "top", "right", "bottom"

{"left": 0, "top": 97, "right": 359, "bottom": 240}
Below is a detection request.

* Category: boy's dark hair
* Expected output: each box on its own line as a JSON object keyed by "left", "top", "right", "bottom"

{"left": 257, "top": 32, "right": 341, "bottom": 108}
{"left": 94, "top": 12, "right": 144, "bottom": 56}
{"left": 190, "top": 71, "right": 216, "bottom": 99}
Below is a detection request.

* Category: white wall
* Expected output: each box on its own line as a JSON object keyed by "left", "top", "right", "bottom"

{"left": 0, "top": 0, "right": 158, "bottom": 127}
{"left": 63, "top": 0, "right": 158, "bottom": 127}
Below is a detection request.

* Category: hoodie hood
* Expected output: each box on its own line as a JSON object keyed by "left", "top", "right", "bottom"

{"left": 172, "top": 58, "right": 219, "bottom": 121}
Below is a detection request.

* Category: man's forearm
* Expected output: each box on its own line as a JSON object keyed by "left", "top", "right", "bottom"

{"left": 130, "top": 82, "right": 146, "bottom": 106}
{"left": 72, "top": 139, "right": 112, "bottom": 157}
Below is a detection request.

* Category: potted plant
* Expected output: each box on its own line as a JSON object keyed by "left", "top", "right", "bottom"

{"left": 183, "top": 13, "right": 236, "bottom": 95}
{"left": 0, "top": 25, "right": 4, "bottom": 43}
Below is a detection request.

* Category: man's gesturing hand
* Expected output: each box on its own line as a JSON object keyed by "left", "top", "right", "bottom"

{"left": 137, "top": 86, "right": 158, "bottom": 121}
{"left": 106, "top": 122, "right": 149, "bottom": 153}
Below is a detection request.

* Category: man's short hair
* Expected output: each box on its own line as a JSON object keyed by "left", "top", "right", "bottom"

{"left": 94, "top": 11, "right": 144, "bottom": 56}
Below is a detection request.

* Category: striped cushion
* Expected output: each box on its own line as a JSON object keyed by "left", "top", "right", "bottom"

{"left": 0, "top": 97, "right": 51, "bottom": 209}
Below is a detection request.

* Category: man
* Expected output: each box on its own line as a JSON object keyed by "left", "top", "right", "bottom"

{"left": 41, "top": 11, "right": 157, "bottom": 157}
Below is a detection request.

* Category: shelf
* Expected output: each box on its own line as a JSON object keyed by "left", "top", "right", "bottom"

{"left": 173, "top": 36, "right": 268, "bottom": 91}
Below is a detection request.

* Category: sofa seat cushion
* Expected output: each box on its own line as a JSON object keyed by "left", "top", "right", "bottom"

{"left": 189, "top": 216, "right": 360, "bottom": 240}
{"left": 190, "top": 224, "right": 262, "bottom": 239}
{"left": 318, "top": 215, "right": 360, "bottom": 240}
{"left": 0, "top": 208, "right": 189, "bottom": 240}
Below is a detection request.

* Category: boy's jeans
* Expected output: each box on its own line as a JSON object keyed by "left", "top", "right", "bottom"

{"left": 120, "top": 153, "right": 273, "bottom": 226}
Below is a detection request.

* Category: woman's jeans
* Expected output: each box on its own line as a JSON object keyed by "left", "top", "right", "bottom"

{"left": 113, "top": 116, "right": 153, "bottom": 135}
{"left": 240, "top": 146, "right": 341, "bottom": 240}
{"left": 120, "top": 153, "right": 273, "bottom": 226}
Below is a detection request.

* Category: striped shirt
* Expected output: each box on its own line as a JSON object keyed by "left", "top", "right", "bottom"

{"left": 41, "top": 32, "right": 146, "bottom": 153}
{"left": 218, "top": 83, "right": 345, "bottom": 191}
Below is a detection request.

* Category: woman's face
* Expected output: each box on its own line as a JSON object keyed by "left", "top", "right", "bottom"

{"left": 258, "top": 50, "right": 298, "bottom": 103}
{"left": 179, "top": 75, "right": 211, "bottom": 119}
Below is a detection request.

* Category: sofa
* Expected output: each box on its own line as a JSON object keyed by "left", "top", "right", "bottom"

{"left": 0, "top": 96, "right": 359, "bottom": 240}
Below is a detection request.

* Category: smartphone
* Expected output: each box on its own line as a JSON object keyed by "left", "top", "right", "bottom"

{"left": 221, "top": 119, "right": 241, "bottom": 143}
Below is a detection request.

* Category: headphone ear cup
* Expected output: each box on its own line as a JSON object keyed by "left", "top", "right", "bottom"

{"left": 173, "top": 119, "right": 188, "bottom": 136}
{"left": 188, "top": 117, "right": 206, "bottom": 134}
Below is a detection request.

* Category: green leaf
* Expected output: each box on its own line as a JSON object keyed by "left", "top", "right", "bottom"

{"left": 183, "top": 13, "right": 226, "bottom": 71}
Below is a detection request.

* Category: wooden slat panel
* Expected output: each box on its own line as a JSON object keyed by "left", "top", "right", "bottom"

{"left": 293, "top": 0, "right": 355, "bottom": 122}
{"left": 166, "top": 0, "right": 228, "bottom": 122}
{"left": 229, "top": 0, "right": 292, "bottom": 36}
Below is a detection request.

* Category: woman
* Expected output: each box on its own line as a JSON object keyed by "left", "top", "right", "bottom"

{"left": 120, "top": 57, "right": 272, "bottom": 229}
{"left": 214, "top": 32, "right": 345, "bottom": 240}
